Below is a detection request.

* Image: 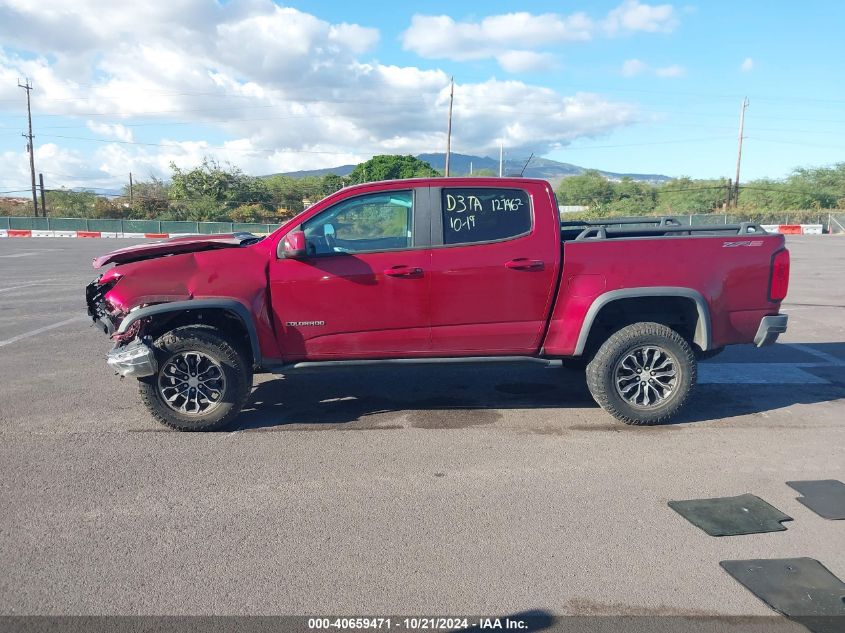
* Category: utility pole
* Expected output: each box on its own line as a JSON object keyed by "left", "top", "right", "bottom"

{"left": 38, "top": 173, "right": 46, "bottom": 216}
{"left": 733, "top": 97, "right": 749, "bottom": 207}
{"left": 499, "top": 141, "right": 504, "bottom": 177}
{"left": 129, "top": 172, "right": 134, "bottom": 206}
{"left": 444, "top": 77, "right": 454, "bottom": 177}
{"left": 18, "top": 78, "right": 38, "bottom": 216}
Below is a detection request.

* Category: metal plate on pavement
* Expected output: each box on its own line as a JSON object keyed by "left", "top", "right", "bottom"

{"left": 787, "top": 480, "right": 845, "bottom": 520}
{"left": 668, "top": 493, "right": 792, "bottom": 536}
{"left": 720, "top": 558, "right": 845, "bottom": 633}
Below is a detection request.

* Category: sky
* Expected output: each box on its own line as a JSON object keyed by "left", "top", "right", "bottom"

{"left": 0, "top": 0, "right": 843, "bottom": 194}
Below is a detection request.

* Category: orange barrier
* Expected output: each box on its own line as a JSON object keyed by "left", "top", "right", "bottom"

{"left": 144, "top": 233, "right": 168, "bottom": 239}
{"left": 7, "top": 229, "right": 32, "bottom": 238}
{"left": 778, "top": 224, "right": 802, "bottom": 234}
{"left": 76, "top": 231, "right": 102, "bottom": 238}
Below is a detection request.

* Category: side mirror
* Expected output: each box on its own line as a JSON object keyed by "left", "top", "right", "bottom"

{"left": 282, "top": 230, "right": 307, "bottom": 259}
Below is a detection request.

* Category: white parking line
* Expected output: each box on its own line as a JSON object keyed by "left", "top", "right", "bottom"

{"left": 0, "top": 316, "right": 88, "bottom": 348}
{"left": 0, "top": 282, "right": 80, "bottom": 294}
{"left": 0, "top": 283, "right": 41, "bottom": 294}
{"left": 786, "top": 343, "right": 845, "bottom": 367}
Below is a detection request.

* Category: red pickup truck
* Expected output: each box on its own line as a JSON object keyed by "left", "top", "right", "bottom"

{"left": 86, "top": 177, "right": 790, "bottom": 431}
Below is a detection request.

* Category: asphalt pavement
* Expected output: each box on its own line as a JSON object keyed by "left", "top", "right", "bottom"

{"left": 0, "top": 235, "right": 843, "bottom": 620}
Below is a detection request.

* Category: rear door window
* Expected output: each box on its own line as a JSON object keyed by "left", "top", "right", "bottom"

{"left": 441, "top": 188, "right": 531, "bottom": 245}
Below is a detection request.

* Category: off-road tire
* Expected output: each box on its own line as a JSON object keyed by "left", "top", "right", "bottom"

{"left": 586, "top": 322, "right": 696, "bottom": 425}
{"left": 139, "top": 326, "right": 252, "bottom": 431}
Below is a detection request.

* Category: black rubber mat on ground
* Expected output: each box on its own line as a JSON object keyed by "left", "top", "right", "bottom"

{"left": 720, "top": 558, "right": 845, "bottom": 633}
{"left": 668, "top": 493, "right": 792, "bottom": 536}
{"left": 787, "top": 480, "right": 845, "bottom": 520}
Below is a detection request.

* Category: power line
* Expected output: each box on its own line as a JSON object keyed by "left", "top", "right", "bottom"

{"left": 36, "top": 134, "right": 379, "bottom": 155}
{"left": 746, "top": 137, "right": 845, "bottom": 150}
{"left": 4, "top": 82, "right": 845, "bottom": 106}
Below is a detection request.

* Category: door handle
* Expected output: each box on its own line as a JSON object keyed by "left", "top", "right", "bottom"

{"left": 384, "top": 265, "right": 423, "bottom": 277}
{"left": 505, "top": 258, "right": 544, "bottom": 271}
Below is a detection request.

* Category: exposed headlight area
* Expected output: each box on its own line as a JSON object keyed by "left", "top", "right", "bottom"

{"left": 85, "top": 276, "right": 123, "bottom": 335}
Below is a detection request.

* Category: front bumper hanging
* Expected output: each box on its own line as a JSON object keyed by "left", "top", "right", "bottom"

{"left": 107, "top": 340, "right": 157, "bottom": 378}
{"left": 754, "top": 314, "right": 788, "bottom": 347}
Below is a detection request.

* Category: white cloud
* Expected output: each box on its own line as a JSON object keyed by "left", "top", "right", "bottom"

{"left": 740, "top": 57, "right": 754, "bottom": 72}
{"left": 1, "top": 143, "right": 116, "bottom": 192}
{"left": 496, "top": 51, "right": 556, "bottom": 73}
{"left": 329, "top": 23, "right": 380, "bottom": 54}
{"left": 621, "top": 59, "right": 648, "bottom": 77}
{"left": 621, "top": 59, "right": 685, "bottom": 78}
{"left": 604, "top": 0, "right": 678, "bottom": 35}
{"left": 402, "top": 2, "right": 679, "bottom": 70}
{"left": 402, "top": 12, "right": 592, "bottom": 63}
{"left": 655, "top": 64, "right": 686, "bottom": 77}
{"left": 86, "top": 121, "right": 134, "bottom": 142}
{"left": 0, "top": 1, "right": 641, "bottom": 189}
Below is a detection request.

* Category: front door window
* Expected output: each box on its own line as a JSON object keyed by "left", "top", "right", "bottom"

{"left": 302, "top": 191, "right": 414, "bottom": 256}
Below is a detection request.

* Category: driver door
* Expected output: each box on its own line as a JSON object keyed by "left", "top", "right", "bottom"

{"left": 269, "top": 187, "right": 432, "bottom": 361}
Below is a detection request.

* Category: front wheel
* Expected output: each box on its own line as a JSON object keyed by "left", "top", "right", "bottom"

{"left": 139, "top": 326, "right": 252, "bottom": 431}
{"left": 586, "top": 322, "right": 696, "bottom": 425}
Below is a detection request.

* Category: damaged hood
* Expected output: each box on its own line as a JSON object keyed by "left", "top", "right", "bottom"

{"left": 93, "top": 232, "right": 260, "bottom": 268}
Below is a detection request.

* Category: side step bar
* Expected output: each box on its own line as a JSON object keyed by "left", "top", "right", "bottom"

{"left": 266, "top": 356, "right": 560, "bottom": 373}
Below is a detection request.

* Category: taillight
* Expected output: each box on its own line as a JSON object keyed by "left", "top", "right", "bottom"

{"left": 769, "top": 248, "right": 790, "bottom": 301}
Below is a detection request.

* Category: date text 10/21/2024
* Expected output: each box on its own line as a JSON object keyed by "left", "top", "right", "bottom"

{"left": 445, "top": 193, "right": 525, "bottom": 234}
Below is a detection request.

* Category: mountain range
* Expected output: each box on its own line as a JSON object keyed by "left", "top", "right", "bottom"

{"left": 277, "top": 153, "right": 670, "bottom": 186}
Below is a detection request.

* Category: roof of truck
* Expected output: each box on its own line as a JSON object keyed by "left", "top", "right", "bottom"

{"left": 338, "top": 176, "right": 551, "bottom": 191}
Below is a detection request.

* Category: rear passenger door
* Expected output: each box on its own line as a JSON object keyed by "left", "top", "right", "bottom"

{"left": 428, "top": 185, "right": 560, "bottom": 355}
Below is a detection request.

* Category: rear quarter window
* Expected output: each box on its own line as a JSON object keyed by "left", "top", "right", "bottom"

{"left": 442, "top": 188, "right": 531, "bottom": 245}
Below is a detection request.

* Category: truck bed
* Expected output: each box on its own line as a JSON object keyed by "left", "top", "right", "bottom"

{"left": 546, "top": 216, "right": 786, "bottom": 356}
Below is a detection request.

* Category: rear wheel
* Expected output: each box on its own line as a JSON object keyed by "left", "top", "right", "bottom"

{"left": 586, "top": 322, "right": 696, "bottom": 425}
{"left": 139, "top": 326, "right": 252, "bottom": 431}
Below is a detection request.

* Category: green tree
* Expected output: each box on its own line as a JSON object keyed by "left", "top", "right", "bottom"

{"left": 320, "top": 173, "right": 347, "bottom": 195}
{"left": 348, "top": 155, "right": 439, "bottom": 184}
{"left": 739, "top": 164, "right": 845, "bottom": 210}
{"left": 265, "top": 175, "right": 307, "bottom": 215}
{"left": 92, "top": 196, "right": 126, "bottom": 219}
{"left": 605, "top": 177, "right": 657, "bottom": 215}
{"left": 124, "top": 177, "right": 170, "bottom": 219}
{"left": 654, "top": 177, "right": 728, "bottom": 214}
{"left": 555, "top": 170, "right": 615, "bottom": 208}
{"left": 43, "top": 190, "right": 97, "bottom": 217}
{"left": 230, "top": 203, "right": 267, "bottom": 223}
{"left": 169, "top": 158, "right": 273, "bottom": 214}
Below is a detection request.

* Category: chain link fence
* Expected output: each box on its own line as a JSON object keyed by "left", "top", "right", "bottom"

{"left": 0, "top": 217, "right": 282, "bottom": 235}
{"left": 561, "top": 211, "right": 844, "bottom": 232}
{"left": 687, "top": 212, "right": 839, "bottom": 228}
{"left": 827, "top": 213, "right": 845, "bottom": 234}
